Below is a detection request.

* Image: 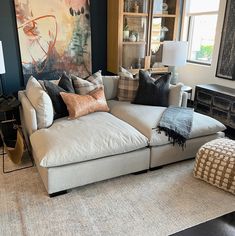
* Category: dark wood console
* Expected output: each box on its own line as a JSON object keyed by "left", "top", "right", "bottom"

{"left": 194, "top": 84, "right": 235, "bottom": 129}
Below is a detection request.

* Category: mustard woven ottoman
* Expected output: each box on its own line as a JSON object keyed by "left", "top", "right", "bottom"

{"left": 194, "top": 138, "right": 235, "bottom": 195}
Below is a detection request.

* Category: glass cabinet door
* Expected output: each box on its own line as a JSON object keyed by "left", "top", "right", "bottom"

{"left": 122, "top": 0, "right": 150, "bottom": 70}
{"left": 150, "top": 0, "right": 178, "bottom": 68}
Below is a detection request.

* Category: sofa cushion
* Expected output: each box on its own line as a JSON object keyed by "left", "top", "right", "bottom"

{"left": 133, "top": 70, "right": 171, "bottom": 107}
{"left": 108, "top": 100, "right": 226, "bottom": 146}
{"left": 60, "top": 88, "right": 109, "bottom": 119}
{"left": 30, "top": 112, "right": 148, "bottom": 168}
{"left": 26, "top": 76, "right": 54, "bottom": 129}
{"left": 102, "top": 75, "right": 119, "bottom": 100}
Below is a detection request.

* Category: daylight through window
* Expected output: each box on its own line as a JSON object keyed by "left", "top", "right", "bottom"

{"left": 185, "top": 0, "right": 220, "bottom": 65}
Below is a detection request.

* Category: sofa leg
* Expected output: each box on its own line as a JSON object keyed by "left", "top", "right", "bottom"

{"left": 132, "top": 169, "right": 148, "bottom": 175}
{"left": 150, "top": 166, "right": 163, "bottom": 171}
{"left": 49, "top": 190, "right": 68, "bottom": 198}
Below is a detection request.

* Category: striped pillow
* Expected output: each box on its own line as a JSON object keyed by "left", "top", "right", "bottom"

{"left": 71, "top": 70, "right": 103, "bottom": 95}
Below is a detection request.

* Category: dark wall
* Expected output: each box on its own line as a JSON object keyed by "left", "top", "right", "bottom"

{"left": 0, "top": 0, "right": 107, "bottom": 94}
{"left": 0, "top": 0, "right": 23, "bottom": 94}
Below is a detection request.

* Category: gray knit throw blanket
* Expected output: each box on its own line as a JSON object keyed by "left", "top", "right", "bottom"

{"left": 158, "top": 106, "right": 194, "bottom": 148}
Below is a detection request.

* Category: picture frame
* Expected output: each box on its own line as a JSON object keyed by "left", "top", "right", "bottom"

{"left": 216, "top": 0, "right": 235, "bottom": 80}
{"left": 13, "top": 0, "right": 92, "bottom": 83}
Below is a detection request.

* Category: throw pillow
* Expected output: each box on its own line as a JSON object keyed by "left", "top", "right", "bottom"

{"left": 118, "top": 67, "right": 139, "bottom": 102}
{"left": 58, "top": 72, "right": 75, "bottom": 93}
{"left": 60, "top": 88, "right": 109, "bottom": 119}
{"left": 38, "top": 78, "right": 60, "bottom": 91}
{"left": 44, "top": 81, "right": 69, "bottom": 119}
{"left": 119, "top": 66, "right": 135, "bottom": 77}
{"left": 133, "top": 70, "right": 171, "bottom": 107}
{"left": 26, "top": 76, "right": 54, "bottom": 129}
{"left": 71, "top": 70, "right": 103, "bottom": 95}
{"left": 169, "top": 83, "right": 183, "bottom": 107}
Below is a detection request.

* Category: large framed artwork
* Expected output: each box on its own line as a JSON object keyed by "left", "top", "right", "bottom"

{"left": 14, "top": 0, "right": 92, "bottom": 83}
{"left": 216, "top": 0, "right": 235, "bottom": 80}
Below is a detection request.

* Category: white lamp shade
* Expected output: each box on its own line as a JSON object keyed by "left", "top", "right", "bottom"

{"left": 162, "top": 41, "right": 188, "bottom": 66}
{"left": 0, "top": 41, "right": 6, "bottom": 74}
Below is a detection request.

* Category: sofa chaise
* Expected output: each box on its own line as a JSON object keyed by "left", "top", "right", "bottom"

{"left": 18, "top": 75, "right": 225, "bottom": 196}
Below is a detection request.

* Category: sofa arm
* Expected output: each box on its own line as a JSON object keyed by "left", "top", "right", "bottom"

{"left": 181, "top": 92, "right": 188, "bottom": 107}
{"left": 169, "top": 83, "right": 185, "bottom": 107}
{"left": 18, "top": 91, "right": 37, "bottom": 139}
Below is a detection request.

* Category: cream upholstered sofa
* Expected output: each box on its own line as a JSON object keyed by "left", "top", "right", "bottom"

{"left": 18, "top": 76, "right": 225, "bottom": 196}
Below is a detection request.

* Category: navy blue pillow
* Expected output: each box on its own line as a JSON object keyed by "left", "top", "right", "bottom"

{"left": 133, "top": 70, "right": 171, "bottom": 107}
{"left": 58, "top": 72, "right": 75, "bottom": 93}
{"left": 44, "top": 81, "right": 68, "bottom": 119}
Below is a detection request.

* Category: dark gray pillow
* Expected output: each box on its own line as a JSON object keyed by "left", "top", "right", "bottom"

{"left": 132, "top": 70, "right": 171, "bottom": 107}
{"left": 58, "top": 72, "right": 75, "bottom": 93}
{"left": 44, "top": 81, "right": 68, "bottom": 119}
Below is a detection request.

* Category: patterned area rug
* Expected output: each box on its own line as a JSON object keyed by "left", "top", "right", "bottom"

{"left": 0, "top": 158, "right": 234, "bottom": 236}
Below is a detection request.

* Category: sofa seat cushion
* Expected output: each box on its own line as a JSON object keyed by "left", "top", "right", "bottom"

{"left": 108, "top": 100, "right": 226, "bottom": 146}
{"left": 30, "top": 112, "right": 148, "bottom": 168}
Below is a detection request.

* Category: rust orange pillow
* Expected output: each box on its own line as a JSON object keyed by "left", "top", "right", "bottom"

{"left": 60, "top": 88, "right": 109, "bottom": 119}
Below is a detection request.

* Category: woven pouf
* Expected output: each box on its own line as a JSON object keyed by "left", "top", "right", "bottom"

{"left": 194, "top": 138, "right": 235, "bottom": 195}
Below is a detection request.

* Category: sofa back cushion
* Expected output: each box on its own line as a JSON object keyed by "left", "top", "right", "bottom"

{"left": 133, "top": 70, "right": 171, "bottom": 107}
{"left": 26, "top": 76, "right": 54, "bottom": 129}
{"left": 102, "top": 76, "right": 119, "bottom": 100}
{"left": 60, "top": 88, "right": 109, "bottom": 119}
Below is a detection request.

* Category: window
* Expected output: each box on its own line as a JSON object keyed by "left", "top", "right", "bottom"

{"left": 184, "top": 0, "right": 220, "bottom": 65}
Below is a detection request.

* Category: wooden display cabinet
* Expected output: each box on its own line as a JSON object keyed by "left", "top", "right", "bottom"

{"left": 107, "top": 0, "right": 180, "bottom": 74}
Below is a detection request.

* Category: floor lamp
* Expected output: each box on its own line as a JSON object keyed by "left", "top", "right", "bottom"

{"left": 162, "top": 41, "right": 188, "bottom": 85}
{"left": 0, "top": 41, "right": 6, "bottom": 97}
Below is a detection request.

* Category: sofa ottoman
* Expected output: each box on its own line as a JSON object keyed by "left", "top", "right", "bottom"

{"left": 194, "top": 138, "right": 235, "bottom": 195}
{"left": 108, "top": 100, "right": 226, "bottom": 168}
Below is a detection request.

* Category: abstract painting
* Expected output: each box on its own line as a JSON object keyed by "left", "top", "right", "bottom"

{"left": 14, "top": 0, "right": 92, "bottom": 83}
{"left": 216, "top": 0, "right": 235, "bottom": 80}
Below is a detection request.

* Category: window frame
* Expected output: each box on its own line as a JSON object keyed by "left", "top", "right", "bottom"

{"left": 182, "top": 2, "right": 219, "bottom": 66}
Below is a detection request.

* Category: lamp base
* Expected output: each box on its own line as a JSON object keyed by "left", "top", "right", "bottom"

{"left": 168, "top": 66, "right": 178, "bottom": 85}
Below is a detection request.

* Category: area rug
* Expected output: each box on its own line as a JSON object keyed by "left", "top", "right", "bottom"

{"left": 0, "top": 159, "right": 234, "bottom": 236}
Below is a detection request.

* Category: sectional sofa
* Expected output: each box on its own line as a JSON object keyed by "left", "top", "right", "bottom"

{"left": 18, "top": 76, "right": 225, "bottom": 196}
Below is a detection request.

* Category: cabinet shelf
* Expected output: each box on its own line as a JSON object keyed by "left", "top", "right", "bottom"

{"left": 123, "top": 12, "right": 148, "bottom": 17}
{"left": 153, "top": 14, "right": 176, "bottom": 18}
{"left": 122, "top": 41, "right": 146, "bottom": 45}
{"left": 151, "top": 41, "right": 163, "bottom": 45}
{"left": 128, "top": 67, "right": 168, "bottom": 75}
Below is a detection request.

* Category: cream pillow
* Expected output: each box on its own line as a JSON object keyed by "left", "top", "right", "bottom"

{"left": 169, "top": 83, "right": 183, "bottom": 107}
{"left": 26, "top": 76, "right": 54, "bottom": 129}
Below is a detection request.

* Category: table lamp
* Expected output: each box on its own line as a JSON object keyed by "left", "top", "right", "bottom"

{"left": 162, "top": 41, "right": 188, "bottom": 85}
{"left": 0, "top": 41, "right": 6, "bottom": 96}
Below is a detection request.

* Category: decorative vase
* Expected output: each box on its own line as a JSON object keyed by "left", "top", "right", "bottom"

{"left": 133, "top": 1, "right": 139, "bottom": 13}
{"left": 129, "top": 34, "right": 137, "bottom": 42}
{"left": 123, "top": 30, "right": 130, "bottom": 41}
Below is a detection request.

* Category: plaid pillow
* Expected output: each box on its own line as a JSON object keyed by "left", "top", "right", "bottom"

{"left": 117, "top": 76, "right": 139, "bottom": 102}
{"left": 71, "top": 70, "right": 103, "bottom": 95}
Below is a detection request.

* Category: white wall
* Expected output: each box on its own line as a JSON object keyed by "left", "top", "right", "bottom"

{"left": 178, "top": 0, "right": 235, "bottom": 99}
